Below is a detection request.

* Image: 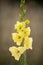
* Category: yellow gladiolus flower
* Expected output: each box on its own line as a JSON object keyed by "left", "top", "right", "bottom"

{"left": 24, "top": 19, "right": 30, "bottom": 25}
{"left": 9, "top": 46, "right": 26, "bottom": 61}
{"left": 22, "top": 27, "right": 31, "bottom": 38}
{"left": 12, "top": 33, "right": 23, "bottom": 46}
{"left": 24, "top": 37, "right": 33, "bottom": 49}
{"left": 14, "top": 21, "right": 25, "bottom": 32}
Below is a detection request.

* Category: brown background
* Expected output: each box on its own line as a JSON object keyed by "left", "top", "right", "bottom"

{"left": 0, "top": 0, "right": 43, "bottom": 65}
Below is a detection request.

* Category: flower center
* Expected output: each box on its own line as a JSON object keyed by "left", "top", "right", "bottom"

{"left": 18, "top": 36, "right": 21, "bottom": 39}
{"left": 24, "top": 31, "right": 26, "bottom": 34}
{"left": 17, "top": 50, "right": 20, "bottom": 54}
{"left": 19, "top": 26, "right": 22, "bottom": 29}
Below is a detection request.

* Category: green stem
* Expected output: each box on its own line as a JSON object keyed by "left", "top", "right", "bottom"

{"left": 20, "top": 0, "right": 26, "bottom": 22}
{"left": 23, "top": 51, "right": 27, "bottom": 65}
{"left": 20, "top": 51, "right": 27, "bottom": 65}
{"left": 20, "top": 0, "right": 27, "bottom": 65}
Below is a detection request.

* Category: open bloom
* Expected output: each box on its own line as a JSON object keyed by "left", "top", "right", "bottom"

{"left": 24, "top": 37, "right": 33, "bottom": 49}
{"left": 12, "top": 33, "right": 23, "bottom": 46}
{"left": 14, "top": 21, "right": 25, "bottom": 33}
{"left": 22, "top": 27, "right": 31, "bottom": 38}
{"left": 9, "top": 46, "right": 26, "bottom": 61}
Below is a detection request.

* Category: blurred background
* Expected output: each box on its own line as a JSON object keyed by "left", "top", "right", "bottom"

{"left": 0, "top": 0, "right": 43, "bottom": 65}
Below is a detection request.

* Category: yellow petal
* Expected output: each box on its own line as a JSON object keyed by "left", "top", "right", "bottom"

{"left": 9, "top": 46, "right": 26, "bottom": 61}
{"left": 18, "top": 47, "right": 26, "bottom": 54}
{"left": 12, "top": 33, "right": 17, "bottom": 42}
{"left": 24, "top": 37, "right": 33, "bottom": 49}
{"left": 23, "top": 27, "right": 31, "bottom": 38}
{"left": 12, "top": 33, "right": 23, "bottom": 46}
{"left": 14, "top": 21, "right": 25, "bottom": 33}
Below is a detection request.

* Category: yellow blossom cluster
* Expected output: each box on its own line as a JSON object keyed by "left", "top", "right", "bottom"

{"left": 9, "top": 20, "right": 33, "bottom": 61}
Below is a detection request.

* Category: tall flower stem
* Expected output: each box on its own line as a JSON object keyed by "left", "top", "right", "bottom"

{"left": 19, "top": 1, "right": 27, "bottom": 65}
{"left": 20, "top": 0, "right": 26, "bottom": 22}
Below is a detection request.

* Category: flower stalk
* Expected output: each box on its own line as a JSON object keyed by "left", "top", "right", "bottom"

{"left": 20, "top": 0, "right": 27, "bottom": 65}
{"left": 9, "top": 0, "right": 33, "bottom": 65}
{"left": 20, "top": 0, "right": 26, "bottom": 22}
